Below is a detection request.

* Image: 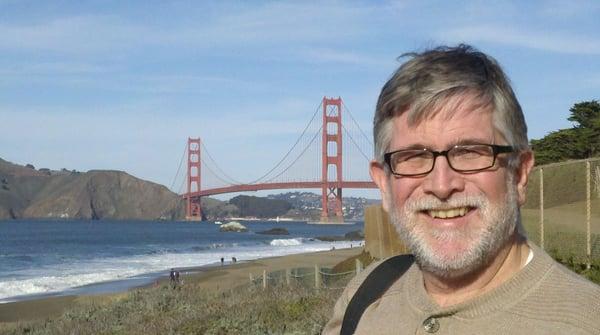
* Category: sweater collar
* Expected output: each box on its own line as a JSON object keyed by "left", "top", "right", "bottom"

{"left": 404, "top": 241, "right": 555, "bottom": 318}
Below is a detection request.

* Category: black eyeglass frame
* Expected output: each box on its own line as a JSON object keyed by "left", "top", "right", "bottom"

{"left": 383, "top": 144, "right": 515, "bottom": 177}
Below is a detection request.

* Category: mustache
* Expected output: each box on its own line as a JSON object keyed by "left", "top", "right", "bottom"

{"left": 403, "top": 194, "right": 488, "bottom": 212}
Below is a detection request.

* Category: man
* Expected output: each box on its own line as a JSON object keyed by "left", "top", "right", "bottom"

{"left": 323, "top": 45, "right": 600, "bottom": 334}
{"left": 169, "top": 268, "right": 177, "bottom": 288}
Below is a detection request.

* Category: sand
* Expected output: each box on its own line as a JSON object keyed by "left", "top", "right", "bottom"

{"left": 0, "top": 247, "right": 362, "bottom": 323}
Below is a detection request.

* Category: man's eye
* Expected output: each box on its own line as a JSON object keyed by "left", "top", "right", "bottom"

{"left": 396, "top": 151, "right": 428, "bottom": 162}
{"left": 454, "top": 148, "right": 479, "bottom": 156}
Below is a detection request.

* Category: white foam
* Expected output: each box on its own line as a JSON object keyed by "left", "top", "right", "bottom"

{"left": 269, "top": 238, "right": 304, "bottom": 246}
{"left": 0, "top": 240, "right": 360, "bottom": 301}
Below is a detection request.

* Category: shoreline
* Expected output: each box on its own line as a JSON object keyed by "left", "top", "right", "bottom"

{"left": 0, "top": 247, "right": 362, "bottom": 323}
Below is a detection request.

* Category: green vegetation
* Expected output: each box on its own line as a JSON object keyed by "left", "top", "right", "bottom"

{"left": 1, "top": 249, "right": 597, "bottom": 335}
{"left": 201, "top": 197, "right": 240, "bottom": 220}
{"left": 229, "top": 195, "right": 291, "bottom": 218}
{"left": 523, "top": 159, "right": 600, "bottom": 209}
{"left": 0, "top": 280, "right": 344, "bottom": 335}
{"left": 523, "top": 200, "right": 600, "bottom": 281}
{"left": 332, "top": 250, "right": 375, "bottom": 274}
{"left": 547, "top": 249, "right": 600, "bottom": 285}
{"left": 531, "top": 100, "right": 600, "bottom": 165}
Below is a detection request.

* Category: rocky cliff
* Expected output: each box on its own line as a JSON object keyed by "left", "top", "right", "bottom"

{"left": 0, "top": 158, "right": 186, "bottom": 220}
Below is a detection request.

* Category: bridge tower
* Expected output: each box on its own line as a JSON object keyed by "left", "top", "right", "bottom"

{"left": 321, "top": 97, "right": 344, "bottom": 222}
{"left": 186, "top": 137, "right": 202, "bottom": 221}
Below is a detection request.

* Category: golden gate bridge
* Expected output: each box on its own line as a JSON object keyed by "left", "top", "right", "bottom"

{"left": 172, "top": 97, "right": 377, "bottom": 223}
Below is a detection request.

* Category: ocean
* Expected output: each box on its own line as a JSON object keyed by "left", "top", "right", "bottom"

{"left": 0, "top": 219, "right": 363, "bottom": 303}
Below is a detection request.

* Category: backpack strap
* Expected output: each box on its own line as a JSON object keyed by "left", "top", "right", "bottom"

{"left": 340, "top": 254, "right": 414, "bottom": 335}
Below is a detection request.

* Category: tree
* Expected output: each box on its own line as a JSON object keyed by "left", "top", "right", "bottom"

{"left": 531, "top": 100, "right": 600, "bottom": 165}
{"left": 530, "top": 128, "right": 580, "bottom": 165}
{"left": 568, "top": 101, "right": 600, "bottom": 129}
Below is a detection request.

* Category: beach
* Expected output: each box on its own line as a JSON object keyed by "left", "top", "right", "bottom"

{"left": 0, "top": 247, "right": 363, "bottom": 324}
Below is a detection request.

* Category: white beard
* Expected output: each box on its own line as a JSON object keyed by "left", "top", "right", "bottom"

{"left": 388, "top": 175, "right": 520, "bottom": 278}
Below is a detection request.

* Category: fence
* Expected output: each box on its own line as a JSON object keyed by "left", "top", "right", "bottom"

{"left": 523, "top": 157, "right": 600, "bottom": 268}
{"left": 363, "top": 157, "right": 600, "bottom": 268}
{"left": 248, "top": 259, "right": 364, "bottom": 290}
{"left": 363, "top": 205, "right": 409, "bottom": 260}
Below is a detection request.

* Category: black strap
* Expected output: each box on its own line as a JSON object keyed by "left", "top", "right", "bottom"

{"left": 340, "top": 254, "right": 414, "bottom": 335}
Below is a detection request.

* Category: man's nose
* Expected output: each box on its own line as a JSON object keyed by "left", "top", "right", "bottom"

{"left": 421, "top": 155, "right": 465, "bottom": 200}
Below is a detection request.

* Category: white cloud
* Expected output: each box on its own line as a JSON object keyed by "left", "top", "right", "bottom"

{"left": 440, "top": 25, "right": 600, "bottom": 55}
{"left": 539, "top": 0, "right": 600, "bottom": 19}
{"left": 0, "top": 2, "right": 378, "bottom": 56}
{"left": 0, "top": 15, "right": 147, "bottom": 54}
{"left": 0, "top": 61, "right": 108, "bottom": 76}
{"left": 301, "top": 48, "right": 391, "bottom": 67}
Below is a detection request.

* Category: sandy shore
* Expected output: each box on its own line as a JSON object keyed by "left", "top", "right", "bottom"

{"left": 0, "top": 247, "right": 362, "bottom": 324}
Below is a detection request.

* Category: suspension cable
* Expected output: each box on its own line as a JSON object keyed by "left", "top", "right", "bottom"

{"left": 169, "top": 142, "right": 188, "bottom": 192}
{"left": 342, "top": 101, "right": 372, "bottom": 146}
{"left": 200, "top": 141, "right": 243, "bottom": 185}
{"left": 264, "top": 124, "right": 323, "bottom": 183}
{"left": 202, "top": 157, "right": 238, "bottom": 186}
{"left": 342, "top": 123, "right": 372, "bottom": 162}
{"left": 177, "top": 171, "right": 187, "bottom": 195}
{"left": 248, "top": 101, "right": 323, "bottom": 184}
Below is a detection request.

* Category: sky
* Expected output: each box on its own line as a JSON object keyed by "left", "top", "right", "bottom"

{"left": 1, "top": 0, "right": 599, "bottom": 200}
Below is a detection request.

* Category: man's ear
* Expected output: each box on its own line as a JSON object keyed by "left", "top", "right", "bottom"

{"left": 370, "top": 160, "right": 392, "bottom": 212}
{"left": 515, "top": 150, "right": 535, "bottom": 206}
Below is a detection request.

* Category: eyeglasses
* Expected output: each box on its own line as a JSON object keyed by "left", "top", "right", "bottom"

{"left": 383, "top": 144, "right": 514, "bottom": 177}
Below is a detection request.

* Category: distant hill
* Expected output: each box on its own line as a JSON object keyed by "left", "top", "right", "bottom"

{"left": 0, "top": 158, "right": 379, "bottom": 221}
{"left": 229, "top": 195, "right": 291, "bottom": 218}
{"left": 0, "top": 158, "right": 184, "bottom": 220}
{"left": 0, "top": 158, "right": 234, "bottom": 221}
{"left": 267, "top": 191, "right": 380, "bottom": 221}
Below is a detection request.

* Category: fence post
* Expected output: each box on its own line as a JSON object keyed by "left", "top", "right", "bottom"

{"left": 262, "top": 269, "right": 267, "bottom": 290}
{"left": 314, "top": 264, "right": 321, "bottom": 289}
{"left": 249, "top": 273, "right": 254, "bottom": 283}
{"left": 540, "top": 168, "right": 544, "bottom": 250}
{"left": 586, "top": 161, "right": 592, "bottom": 270}
{"left": 285, "top": 268, "right": 291, "bottom": 286}
{"left": 355, "top": 259, "right": 363, "bottom": 275}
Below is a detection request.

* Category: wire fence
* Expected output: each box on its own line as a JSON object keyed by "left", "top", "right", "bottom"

{"left": 247, "top": 261, "right": 364, "bottom": 291}
{"left": 362, "top": 157, "right": 600, "bottom": 269}
{"left": 523, "top": 157, "right": 600, "bottom": 268}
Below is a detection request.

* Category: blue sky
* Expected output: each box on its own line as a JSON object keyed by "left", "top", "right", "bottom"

{"left": 1, "top": 1, "right": 599, "bottom": 200}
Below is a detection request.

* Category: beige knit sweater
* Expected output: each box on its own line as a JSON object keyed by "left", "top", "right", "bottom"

{"left": 323, "top": 242, "right": 600, "bottom": 334}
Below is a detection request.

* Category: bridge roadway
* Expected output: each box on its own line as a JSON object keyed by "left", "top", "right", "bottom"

{"left": 185, "top": 181, "right": 377, "bottom": 198}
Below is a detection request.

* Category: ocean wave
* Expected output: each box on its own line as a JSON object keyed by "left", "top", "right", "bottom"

{"left": 0, "top": 240, "right": 357, "bottom": 301}
{"left": 269, "top": 238, "right": 305, "bottom": 246}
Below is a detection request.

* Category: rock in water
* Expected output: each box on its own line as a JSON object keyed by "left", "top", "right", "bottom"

{"left": 256, "top": 228, "right": 289, "bottom": 235}
{"left": 344, "top": 230, "right": 364, "bottom": 240}
{"left": 219, "top": 221, "right": 248, "bottom": 232}
{"left": 315, "top": 230, "right": 365, "bottom": 242}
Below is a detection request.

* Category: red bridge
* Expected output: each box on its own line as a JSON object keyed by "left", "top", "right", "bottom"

{"left": 178, "top": 97, "right": 377, "bottom": 222}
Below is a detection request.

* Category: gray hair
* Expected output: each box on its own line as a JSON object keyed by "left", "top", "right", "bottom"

{"left": 374, "top": 45, "right": 528, "bottom": 169}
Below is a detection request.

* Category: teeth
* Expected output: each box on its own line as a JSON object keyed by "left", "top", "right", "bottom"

{"left": 428, "top": 207, "right": 469, "bottom": 219}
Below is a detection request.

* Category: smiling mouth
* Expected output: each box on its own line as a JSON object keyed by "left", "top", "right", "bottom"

{"left": 426, "top": 207, "right": 472, "bottom": 219}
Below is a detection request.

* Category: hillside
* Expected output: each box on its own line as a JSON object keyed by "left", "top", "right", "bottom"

{"left": 0, "top": 158, "right": 185, "bottom": 220}
{"left": 267, "top": 191, "right": 380, "bottom": 221}
{"left": 229, "top": 195, "right": 291, "bottom": 218}
{"left": 0, "top": 158, "right": 379, "bottom": 221}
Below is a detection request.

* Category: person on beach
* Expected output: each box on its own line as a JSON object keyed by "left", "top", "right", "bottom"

{"left": 169, "top": 268, "right": 177, "bottom": 289}
{"left": 323, "top": 45, "right": 600, "bottom": 334}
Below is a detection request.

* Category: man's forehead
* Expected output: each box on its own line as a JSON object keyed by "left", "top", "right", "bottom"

{"left": 390, "top": 99, "right": 497, "bottom": 148}
{"left": 404, "top": 92, "right": 494, "bottom": 127}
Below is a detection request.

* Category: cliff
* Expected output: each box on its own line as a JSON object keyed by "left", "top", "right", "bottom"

{"left": 0, "top": 158, "right": 187, "bottom": 220}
